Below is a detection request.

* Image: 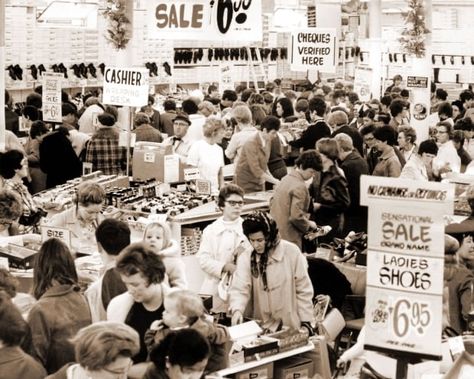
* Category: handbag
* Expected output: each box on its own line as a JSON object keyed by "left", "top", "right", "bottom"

{"left": 217, "top": 272, "right": 232, "bottom": 302}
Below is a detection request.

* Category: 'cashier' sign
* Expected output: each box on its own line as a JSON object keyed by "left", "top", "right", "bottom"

{"left": 289, "top": 28, "right": 337, "bottom": 73}
{"left": 102, "top": 67, "right": 149, "bottom": 107}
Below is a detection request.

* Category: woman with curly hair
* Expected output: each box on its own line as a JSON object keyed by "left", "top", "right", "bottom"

{"left": 0, "top": 150, "right": 43, "bottom": 228}
{"left": 229, "top": 212, "right": 314, "bottom": 333}
{"left": 0, "top": 189, "right": 23, "bottom": 237}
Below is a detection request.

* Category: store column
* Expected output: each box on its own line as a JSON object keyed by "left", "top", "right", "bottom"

{"left": 368, "top": 0, "right": 383, "bottom": 100}
{"left": 0, "top": 0, "right": 5, "bottom": 151}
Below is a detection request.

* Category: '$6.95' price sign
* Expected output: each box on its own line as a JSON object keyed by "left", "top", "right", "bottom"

{"left": 391, "top": 298, "right": 431, "bottom": 337}
{"left": 366, "top": 292, "right": 442, "bottom": 356}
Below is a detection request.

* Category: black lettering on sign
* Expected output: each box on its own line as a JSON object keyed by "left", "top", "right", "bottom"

{"left": 216, "top": 0, "right": 252, "bottom": 34}
{"left": 47, "top": 230, "right": 64, "bottom": 238}
{"left": 155, "top": 3, "right": 204, "bottom": 29}
{"left": 104, "top": 69, "right": 143, "bottom": 86}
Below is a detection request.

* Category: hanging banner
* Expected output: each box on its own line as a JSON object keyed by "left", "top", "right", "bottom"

{"left": 42, "top": 72, "right": 63, "bottom": 123}
{"left": 354, "top": 67, "right": 373, "bottom": 102}
{"left": 147, "top": 0, "right": 262, "bottom": 42}
{"left": 289, "top": 28, "right": 337, "bottom": 73}
{"left": 102, "top": 67, "right": 149, "bottom": 107}
{"left": 362, "top": 175, "right": 454, "bottom": 360}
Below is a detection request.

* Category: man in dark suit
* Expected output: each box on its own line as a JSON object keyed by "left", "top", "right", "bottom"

{"left": 290, "top": 97, "right": 331, "bottom": 151}
{"left": 335, "top": 133, "right": 369, "bottom": 234}
{"left": 40, "top": 128, "right": 82, "bottom": 188}
{"left": 330, "top": 110, "right": 364, "bottom": 157}
{"left": 5, "top": 90, "right": 19, "bottom": 135}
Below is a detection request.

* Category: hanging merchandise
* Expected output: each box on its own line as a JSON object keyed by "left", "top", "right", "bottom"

{"left": 398, "top": 0, "right": 430, "bottom": 58}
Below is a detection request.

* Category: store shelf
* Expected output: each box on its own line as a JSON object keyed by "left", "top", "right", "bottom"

{"left": 216, "top": 342, "right": 315, "bottom": 376}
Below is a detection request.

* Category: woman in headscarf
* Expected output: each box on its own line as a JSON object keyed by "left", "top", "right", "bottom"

{"left": 229, "top": 211, "right": 314, "bottom": 333}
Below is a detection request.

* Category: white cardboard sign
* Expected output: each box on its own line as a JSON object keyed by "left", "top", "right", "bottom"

{"left": 42, "top": 72, "right": 63, "bottom": 122}
{"left": 103, "top": 67, "right": 149, "bottom": 107}
{"left": 289, "top": 28, "right": 337, "bottom": 73}
{"left": 41, "top": 226, "right": 72, "bottom": 248}
{"left": 147, "top": 0, "right": 262, "bottom": 42}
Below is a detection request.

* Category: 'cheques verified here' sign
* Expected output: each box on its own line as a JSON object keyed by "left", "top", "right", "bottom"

{"left": 289, "top": 28, "right": 337, "bottom": 73}
{"left": 360, "top": 175, "right": 454, "bottom": 359}
{"left": 102, "top": 67, "right": 149, "bottom": 107}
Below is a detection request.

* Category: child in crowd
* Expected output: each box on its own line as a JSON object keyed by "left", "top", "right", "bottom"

{"left": 143, "top": 221, "right": 187, "bottom": 289}
{"left": 145, "top": 290, "right": 230, "bottom": 373}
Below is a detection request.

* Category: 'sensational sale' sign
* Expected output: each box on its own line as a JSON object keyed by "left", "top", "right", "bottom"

{"left": 42, "top": 72, "right": 63, "bottom": 123}
{"left": 102, "top": 67, "right": 149, "bottom": 107}
{"left": 361, "top": 175, "right": 454, "bottom": 359}
{"left": 147, "top": 0, "right": 262, "bottom": 42}
{"left": 289, "top": 28, "right": 337, "bottom": 72}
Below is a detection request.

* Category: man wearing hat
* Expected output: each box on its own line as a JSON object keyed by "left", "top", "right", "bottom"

{"left": 163, "top": 112, "right": 193, "bottom": 160}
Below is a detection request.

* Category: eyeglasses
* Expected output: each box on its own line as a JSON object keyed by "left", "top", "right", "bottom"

{"left": 225, "top": 200, "right": 244, "bottom": 207}
{"left": 102, "top": 359, "right": 132, "bottom": 377}
{"left": 435, "top": 130, "right": 448, "bottom": 134}
{"left": 364, "top": 136, "right": 375, "bottom": 142}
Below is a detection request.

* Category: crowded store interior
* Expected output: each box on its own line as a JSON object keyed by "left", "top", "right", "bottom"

{"left": 2, "top": 0, "right": 474, "bottom": 378}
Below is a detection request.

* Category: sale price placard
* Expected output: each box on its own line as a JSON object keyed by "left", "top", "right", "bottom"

{"left": 42, "top": 72, "right": 63, "bottom": 123}
{"left": 362, "top": 175, "right": 454, "bottom": 360}
{"left": 365, "top": 287, "right": 443, "bottom": 358}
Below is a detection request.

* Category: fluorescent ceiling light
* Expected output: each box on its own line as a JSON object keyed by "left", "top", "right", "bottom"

{"left": 36, "top": 1, "right": 98, "bottom": 29}
{"left": 271, "top": 7, "right": 307, "bottom": 31}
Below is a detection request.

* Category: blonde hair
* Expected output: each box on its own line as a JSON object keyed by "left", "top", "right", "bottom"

{"left": 72, "top": 322, "right": 139, "bottom": 371}
{"left": 143, "top": 221, "right": 172, "bottom": 250}
{"left": 203, "top": 116, "right": 224, "bottom": 138}
{"left": 167, "top": 290, "right": 205, "bottom": 324}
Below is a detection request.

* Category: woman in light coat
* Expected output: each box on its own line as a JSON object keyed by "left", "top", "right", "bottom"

{"left": 197, "top": 184, "right": 250, "bottom": 313}
{"left": 229, "top": 212, "right": 314, "bottom": 333}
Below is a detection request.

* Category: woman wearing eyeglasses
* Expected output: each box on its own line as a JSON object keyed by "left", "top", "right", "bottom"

{"left": 230, "top": 212, "right": 314, "bottom": 333}
{"left": 46, "top": 322, "right": 139, "bottom": 379}
{"left": 197, "top": 184, "right": 250, "bottom": 314}
{"left": 47, "top": 181, "right": 106, "bottom": 255}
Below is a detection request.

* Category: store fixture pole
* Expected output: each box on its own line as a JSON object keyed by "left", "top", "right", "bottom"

{"left": 0, "top": 0, "right": 5, "bottom": 150}
{"left": 368, "top": 0, "right": 383, "bottom": 100}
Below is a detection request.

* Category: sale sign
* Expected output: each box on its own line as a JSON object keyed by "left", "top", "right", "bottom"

{"left": 42, "top": 72, "right": 63, "bottom": 123}
{"left": 368, "top": 207, "right": 445, "bottom": 257}
{"left": 362, "top": 175, "right": 454, "bottom": 360}
{"left": 289, "top": 28, "right": 337, "bottom": 73}
{"left": 102, "top": 67, "right": 149, "bottom": 107}
{"left": 354, "top": 67, "right": 372, "bottom": 102}
{"left": 147, "top": 0, "right": 262, "bottom": 42}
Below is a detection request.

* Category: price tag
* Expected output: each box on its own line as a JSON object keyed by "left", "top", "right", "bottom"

{"left": 83, "top": 162, "right": 93, "bottom": 176}
{"left": 0, "top": 257, "right": 9, "bottom": 270}
{"left": 195, "top": 179, "right": 211, "bottom": 195}
{"left": 18, "top": 116, "right": 29, "bottom": 132}
{"left": 41, "top": 226, "right": 72, "bottom": 248}
{"left": 448, "top": 336, "right": 465, "bottom": 357}
{"left": 184, "top": 168, "right": 200, "bottom": 181}
{"left": 92, "top": 112, "right": 100, "bottom": 128}
{"left": 144, "top": 152, "right": 156, "bottom": 163}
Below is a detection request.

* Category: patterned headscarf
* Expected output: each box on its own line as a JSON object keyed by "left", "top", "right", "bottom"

{"left": 243, "top": 211, "right": 280, "bottom": 291}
